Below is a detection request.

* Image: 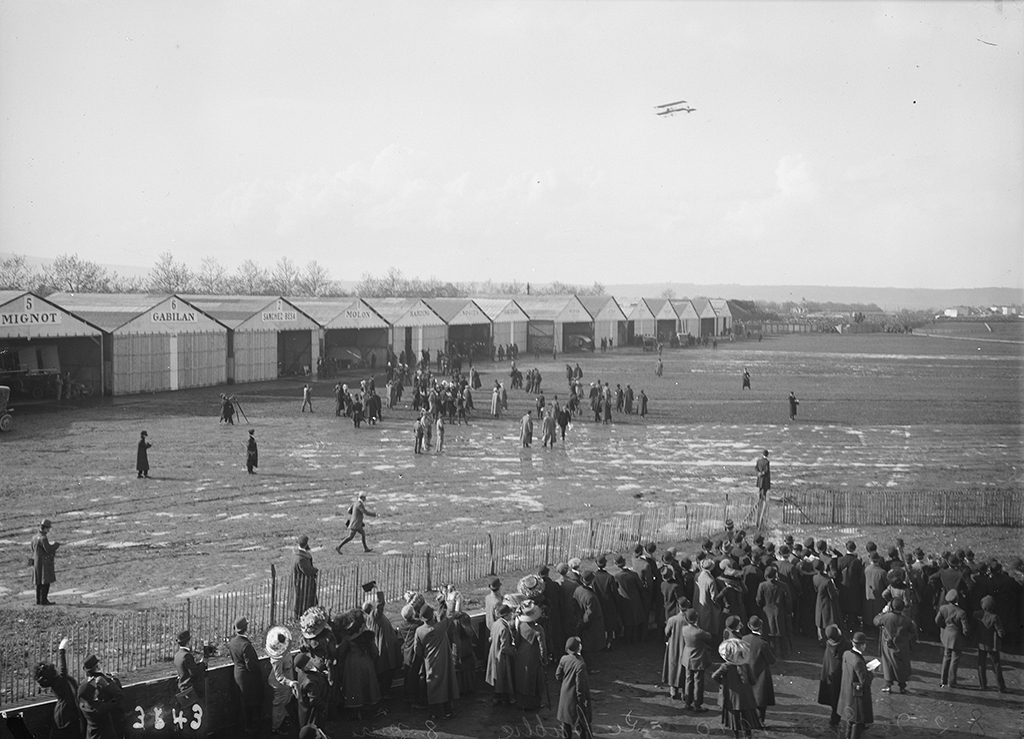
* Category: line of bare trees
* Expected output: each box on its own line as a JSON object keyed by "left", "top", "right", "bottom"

{"left": 0, "top": 253, "right": 605, "bottom": 299}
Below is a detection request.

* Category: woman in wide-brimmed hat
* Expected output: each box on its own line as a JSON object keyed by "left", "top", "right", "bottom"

{"left": 299, "top": 605, "right": 338, "bottom": 700}
{"left": 265, "top": 626, "right": 297, "bottom": 734}
{"left": 712, "top": 638, "right": 763, "bottom": 738}
{"left": 514, "top": 600, "right": 548, "bottom": 710}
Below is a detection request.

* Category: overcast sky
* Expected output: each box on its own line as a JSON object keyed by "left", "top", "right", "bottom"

{"left": 1, "top": 1, "right": 1021, "bottom": 290}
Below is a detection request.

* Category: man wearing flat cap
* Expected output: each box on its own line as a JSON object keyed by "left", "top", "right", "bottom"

{"left": 228, "top": 617, "right": 262, "bottom": 733}
{"left": 293, "top": 535, "right": 318, "bottom": 618}
{"left": 174, "top": 629, "right": 207, "bottom": 701}
{"left": 31, "top": 518, "right": 60, "bottom": 606}
{"left": 935, "top": 589, "right": 970, "bottom": 688}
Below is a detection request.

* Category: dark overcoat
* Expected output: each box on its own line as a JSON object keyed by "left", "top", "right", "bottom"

{"left": 836, "top": 649, "right": 873, "bottom": 725}
{"left": 555, "top": 653, "right": 591, "bottom": 727}
{"left": 741, "top": 634, "right": 776, "bottom": 708}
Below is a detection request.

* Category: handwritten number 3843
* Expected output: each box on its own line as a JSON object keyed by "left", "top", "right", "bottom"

{"left": 133, "top": 705, "right": 203, "bottom": 732}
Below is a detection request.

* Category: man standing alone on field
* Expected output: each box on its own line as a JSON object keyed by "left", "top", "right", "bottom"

{"left": 788, "top": 392, "right": 799, "bottom": 421}
{"left": 31, "top": 519, "right": 60, "bottom": 606}
{"left": 336, "top": 492, "right": 376, "bottom": 554}
{"left": 137, "top": 430, "right": 151, "bottom": 479}
{"left": 301, "top": 384, "right": 314, "bottom": 412}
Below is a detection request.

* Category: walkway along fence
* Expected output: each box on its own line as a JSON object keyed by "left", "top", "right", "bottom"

{"left": 780, "top": 490, "right": 1024, "bottom": 527}
{"left": 4, "top": 501, "right": 734, "bottom": 708}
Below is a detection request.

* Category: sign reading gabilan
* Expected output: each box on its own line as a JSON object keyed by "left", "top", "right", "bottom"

{"left": 0, "top": 295, "right": 63, "bottom": 326}
{"left": 151, "top": 299, "right": 197, "bottom": 323}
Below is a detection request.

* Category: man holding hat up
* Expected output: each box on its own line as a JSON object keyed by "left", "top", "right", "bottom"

{"left": 228, "top": 617, "right": 262, "bottom": 733}
{"left": 31, "top": 518, "right": 60, "bottom": 606}
{"left": 935, "top": 589, "right": 970, "bottom": 688}
{"left": 555, "top": 637, "right": 592, "bottom": 739}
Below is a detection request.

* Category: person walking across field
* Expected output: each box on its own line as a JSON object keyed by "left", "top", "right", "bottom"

{"left": 301, "top": 384, "right": 314, "bottom": 413}
{"left": 336, "top": 492, "right": 376, "bottom": 554}
{"left": 788, "top": 392, "right": 799, "bottom": 421}
{"left": 136, "top": 430, "right": 151, "bottom": 479}
{"left": 742, "top": 368, "right": 751, "bottom": 390}
{"left": 31, "top": 518, "right": 60, "bottom": 606}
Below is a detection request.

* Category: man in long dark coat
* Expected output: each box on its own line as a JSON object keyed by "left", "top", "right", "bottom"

{"left": 556, "top": 563, "right": 581, "bottom": 644}
{"left": 555, "top": 637, "right": 591, "bottom": 739}
{"left": 756, "top": 565, "right": 793, "bottom": 658}
{"left": 31, "top": 518, "right": 60, "bottom": 606}
{"left": 873, "top": 597, "right": 917, "bottom": 693}
{"left": 741, "top": 616, "right": 776, "bottom": 723}
{"left": 574, "top": 572, "right": 605, "bottom": 673}
{"left": 837, "top": 632, "right": 874, "bottom": 739}
{"left": 539, "top": 566, "right": 565, "bottom": 657}
{"left": 228, "top": 617, "right": 262, "bottom": 733}
{"left": 817, "top": 625, "right": 850, "bottom": 729}
{"left": 245, "top": 429, "right": 258, "bottom": 474}
{"left": 34, "top": 636, "right": 82, "bottom": 739}
{"left": 837, "top": 541, "right": 865, "bottom": 633}
{"left": 613, "top": 556, "right": 645, "bottom": 644}
{"left": 136, "top": 430, "right": 151, "bottom": 478}
{"left": 485, "top": 603, "right": 515, "bottom": 706}
{"left": 661, "top": 602, "right": 688, "bottom": 700}
{"left": 592, "top": 556, "right": 621, "bottom": 650}
{"left": 413, "top": 605, "right": 458, "bottom": 720}
{"left": 293, "top": 535, "right": 318, "bottom": 618}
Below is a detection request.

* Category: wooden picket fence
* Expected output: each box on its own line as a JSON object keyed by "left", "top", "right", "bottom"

{"left": 780, "top": 489, "right": 1024, "bottom": 527}
{"left": 2, "top": 501, "right": 732, "bottom": 708}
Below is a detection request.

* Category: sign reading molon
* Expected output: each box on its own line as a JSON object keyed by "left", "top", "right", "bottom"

{"left": 151, "top": 299, "right": 197, "bottom": 323}
{"left": 0, "top": 296, "right": 62, "bottom": 325}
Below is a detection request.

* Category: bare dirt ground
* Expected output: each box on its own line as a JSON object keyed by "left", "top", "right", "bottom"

{"left": 1, "top": 332, "right": 1022, "bottom": 736}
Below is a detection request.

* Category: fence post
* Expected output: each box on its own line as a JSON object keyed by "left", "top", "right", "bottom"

{"left": 488, "top": 533, "right": 496, "bottom": 576}
{"left": 269, "top": 564, "right": 277, "bottom": 626}
{"left": 544, "top": 530, "right": 551, "bottom": 566}
{"left": 186, "top": 598, "right": 192, "bottom": 631}
{"left": 425, "top": 551, "right": 433, "bottom": 592}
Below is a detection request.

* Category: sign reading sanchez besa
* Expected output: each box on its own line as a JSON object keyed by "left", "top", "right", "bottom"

{"left": 151, "top": 299, "right": 197, "bottom": 323}
{"left": 261, "top": 300, "right": 296, "bottom": 322}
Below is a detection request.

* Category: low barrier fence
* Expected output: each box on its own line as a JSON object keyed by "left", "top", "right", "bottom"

{"left": 780, "top": 489, "right": 1024, "bottom": 527}
{"left": 3, "top": 501, "right": 732, "bottom": 708}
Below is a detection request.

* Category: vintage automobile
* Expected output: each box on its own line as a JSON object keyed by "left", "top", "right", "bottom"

{"left": 0, "top": 386, "right": 13, "bottom": 432}
{"left": 565, "top": 334, "right": 595, "bottom": 352}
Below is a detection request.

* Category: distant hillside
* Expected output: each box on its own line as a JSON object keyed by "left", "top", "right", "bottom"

{"left": 605, "top": 284, "right": 1024, "bottom": 312}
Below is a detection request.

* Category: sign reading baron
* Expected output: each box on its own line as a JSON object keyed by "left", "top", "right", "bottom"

{"left": 151, "top": 299, "right": 197, "bottom": 323}
{"left": 0, "top": 295, "right": 63, "bottom": 326}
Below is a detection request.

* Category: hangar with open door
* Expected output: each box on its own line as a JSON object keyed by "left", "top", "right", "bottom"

{"left": 691, "top": 298, "right": 719, "bottom": 337}
{"left": 0, "top": 291, "right": 104, "bottom": 398}
{"left": 671, "top": 298, "right": 700, "bottom": 340}
{"left": 645, "top": 298, "right": 681, "bottom": 343}
{"left": 49, "top": 293, "right": 226, "bottom": 396}
{"left": 425, "top": 298, "right": 492, "bottom": 359}
{"left": 474, "top": 298, "right": 528, "bottom": 353}
{"left": 580, "top": 296, "right": 627, "bottom": 350}
{"left": 626, "top": 298, "right": 657, "bottom": 345}
{"left": 515, "top": 295, "right": 593, "bottom": 354}
{"left": 366, "top": 298, "right": 446, "bottom": 368}
{"left": 710, "top": 298, "right": 733, "bottom": 335}
{"left": 292, "top": 298, "right": 390, "bottom": 371}
{"left": 184, "top": 295, "right": 319, "bottom": 382}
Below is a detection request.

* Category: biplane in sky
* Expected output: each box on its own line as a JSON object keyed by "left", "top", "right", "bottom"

{"left": 655, "top": 100, "right": 696, "bottom": 116}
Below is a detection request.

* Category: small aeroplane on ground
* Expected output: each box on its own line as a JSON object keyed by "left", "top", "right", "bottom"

{"left": 655, "top": 100, "right": 696, "bottom": 116}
